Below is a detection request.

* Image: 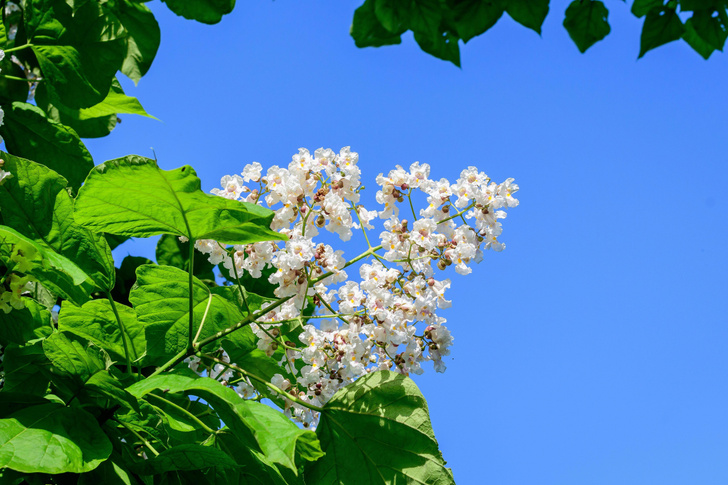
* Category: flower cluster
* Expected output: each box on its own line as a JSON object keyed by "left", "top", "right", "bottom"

{"left": 191, "top": 147, "right": 518, "bottom": 427}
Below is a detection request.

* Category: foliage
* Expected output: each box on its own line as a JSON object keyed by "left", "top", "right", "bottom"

{"left": 0, "top": 148, "right": 458, "bottom": 484}
{"left": 350, "top": 0, "right": 728, "bottom": 65}
{"left": 0, "top": 1, "right": 522, "bottom": 483}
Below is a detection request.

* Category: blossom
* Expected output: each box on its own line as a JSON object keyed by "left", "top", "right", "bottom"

{"left": 197, "top": 147, "right": 518, "bottom": 427}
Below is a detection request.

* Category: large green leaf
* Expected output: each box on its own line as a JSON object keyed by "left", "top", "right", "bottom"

{"left": 374, "top": 0, "right": 412, "bottom": 33}
{"left": 0, "top": 403, "right": 111, "bottom": 474}
{"left": 448, "top": 0, "right": 504, "bottom": 43}
{"left": 685, "top": 8, "right": 727, "bottom": 51}
{"left": 351, "top": 0, "right": 404, "bottom": 47}
{"left": 631, "top": 0, "right": 663, "bottom": 17}
{"left": 305, "top": 371, "right": 454, "bottom": 485}
{"left": 58, "top": 299, "right": 145, "bottom": 365}
{"left": 49, "top": 188, "right": 115, "bottom": 292}
{"left": 161, "top": 0, "right": 236, "bottom": 24}
{"left": 114, "top": 0, "right": 161, "bottom": 84}
{"left": 127, "top": 373, "right": 321, "bottom": 474}
{"left": 0, "top": 299, "right": 52, "bottom": 347}
{"left": 74, "top": 155, "right": 284, "bottom": 244}
{"left": 506, "top": 0, "right": 549, "bottom": 34}
{"left": 77, "top": 454, "right": 136, "bottom": 485}
{"left": 38, "top": 78, "right": 155, "bottom": 139}
{"left": 0, "top": 151, "right": 114, "bottom": 291}
{"left": 0, "top": 151, "right": 65, "bottom": 242}
{"left": 413, "top": 29, "right": 461, "bottom": 67}
{"left": 129, "top": 264, "right": 243, "bottom": 364}
{"left": 83, "top": 370, "right": 140, "bottom": 412}
{"left": 1, "top": 341, "right": 50, "bottom": 396}
{"left": 216, "top": 430, "right": 292, "bottom": 485}
{"left": 133, "top": 444, "right": 238, "bottom": 474}
{"left": 43, "top": 331, "right": 108, "bottom": 382}
{"left": 0, "top": 225, "right": 93, "bottom": 305}
{"left": 26, "top": 0, "right": 127, "bottom": 109}
{"left": 0, "top": 103, "right": 94, "bottom": 190}
{"left": 639, "top": 7, "right": 685, "bottom": 57}
{"left": 563, "top": 0, "right": 611, "bottom": 53}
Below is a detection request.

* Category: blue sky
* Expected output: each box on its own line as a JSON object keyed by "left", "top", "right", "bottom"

{"left": 86, "top": 1, "right": 728, "bottom": 483}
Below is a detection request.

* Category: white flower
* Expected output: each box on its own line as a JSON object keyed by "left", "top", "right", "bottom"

{"left": 242, "top": 162, "right": 262, "bottom": 182}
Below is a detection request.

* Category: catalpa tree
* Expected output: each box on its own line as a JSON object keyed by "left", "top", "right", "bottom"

{"left": 0, "top": 0, "right": 520, "bottom": 483}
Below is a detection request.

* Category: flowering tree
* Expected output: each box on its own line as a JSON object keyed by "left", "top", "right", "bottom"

{"left": 0, "top": 1, "right": 522, "bottom": 483}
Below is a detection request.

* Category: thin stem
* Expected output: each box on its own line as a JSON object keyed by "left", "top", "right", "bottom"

{"left": 106, "top": 293, "right": 134, "bottom": 375}
{"left": 198, "top": 352, "right": 324, "bottom": 413}
{"left": 115, "top": 419, "right": 160, "bottom": 457}
{"left": 310, "top": 245, "right": 383, "bottom": 286}
{"left": 2, "top": 44, "right": 33, "bottom": 54}
{"left": 1, "top": 74, "right": 42, "bottom": 82}
{"left": 351, "top": 203, "right": 372, "bottom": 248}
{"left": 188, "top": 239, "right": 196, "bottom": 350}
{"left": 228, "top": 247, "right": 251, "bottom": 314}
{"left": 438, "top": 202, "right": 475, "bottom": 225}
{"left": 150, "top": 294, "right": 296, "bottom": 377}
{"left": 145, "top": 392, "right": 217, "bottom": 435}
{"left": 407, "top": 190, "right": 418, "bottom": 222}
{"left": 192, "top": 292, "right": 213, "bottom": 345}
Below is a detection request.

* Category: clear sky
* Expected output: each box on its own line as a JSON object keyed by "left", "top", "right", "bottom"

{"left": 85, "top": 1, "right": 728, "bottom": 483}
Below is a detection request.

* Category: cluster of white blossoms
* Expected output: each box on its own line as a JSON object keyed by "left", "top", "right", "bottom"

{"left": 191, "top": 147, "right": 518, "bottom": 427}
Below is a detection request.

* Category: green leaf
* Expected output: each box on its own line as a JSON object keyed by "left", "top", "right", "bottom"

{"left": 374, "top": 0, "right": 412, "bottom": 33}
{"left": 0, "top": 151, "right": 114, "bottom": 292}
{"left": 216, "top": 430, "right": 291, "bottom": 485}
{"left": 0, "top": 299, "right": 52, "bottom": 347}
{"left": 36, "top": 82, "right": 116, "bottom": 139}
{"left": 114, "top": 0, "right": 161, "bottom": 84}
{"left": 686, "top": 8, "right": 727, "bottom": 50}
{"left": 127, "top": 373, "right": 319, "bottom": 474}
{"left": 160, "top": 0, "right": 236, "bottom": 24}
{"left": 231, "top": 399, "right": 324, "bottom": 472}
{"left": 77, "top": 81, "right": 157, "bottom": 121}
{"left": 1, "top": 341, "right": 50, "bottom": 396}
{"left": 506, "top": 0, "right": 549, "bottom": 34}
{"left": 683, "top": 17, "right": 717, "bottom": 57}
{"left": 43, "top": 332, "right": 107, "bottom": 382}
{"left": 0, "top": 55, "right": 29, "bottom": 105}
{"left": 27, "top": 1, "right": 128, "bottom": 109}
{"left": 58, "top": 299, "right": 145, "bottom": 365}
{"left": 0, "top": 103, "right": 94, "bottom": 190}
{"left": 448, "top": 0, "right": 504, "bottom": 43}
{"left": 631, "top": 0, "right": 663, "bottom": 17}
{"left": 0, "top": 225, "right": 93, "bottom": 305}
{"left": 563, "top": 0, "right": 611, "bottom": 53}
{"left": 37, "top": 78, "right": 156, "bottom": 139}
{"left": 133, "top": 444, "right": 238, "bottom": 474}
{"left": 413, "top": 29, "right": 461, "bottom": 66}
{"left": 48, "top": 188, "right": 116, "bottom": 292}
{"left": 305, "top": 371, "right": 454, "bottom": 485}
{"left": 639, "top": 7, "right": 685, "bottom": 57}
{"left": 83, "top": 370, "right": 141, "bottom": 413}
{"left": 129, "top": 264, "right": 243, "bottom": 364}
{"left": 0, "top": 403, "right": 111, "bottom": 474}
{"left": 78, "top": 455, "right": 135, "bottom": 485}
{"left": 351, "top": 0, "right": 404, "bottom": 47}
{"left": 409, "top": 0, "right": 443, "bottom": 36}
{"left": 74, "top": 155, "right": 284, "bottom": 244}
{"left": 156, "top": 234, "right": 216, "bottom": 282}
{"left": 0, "top": 151, "right": 66, "bottom": 242}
